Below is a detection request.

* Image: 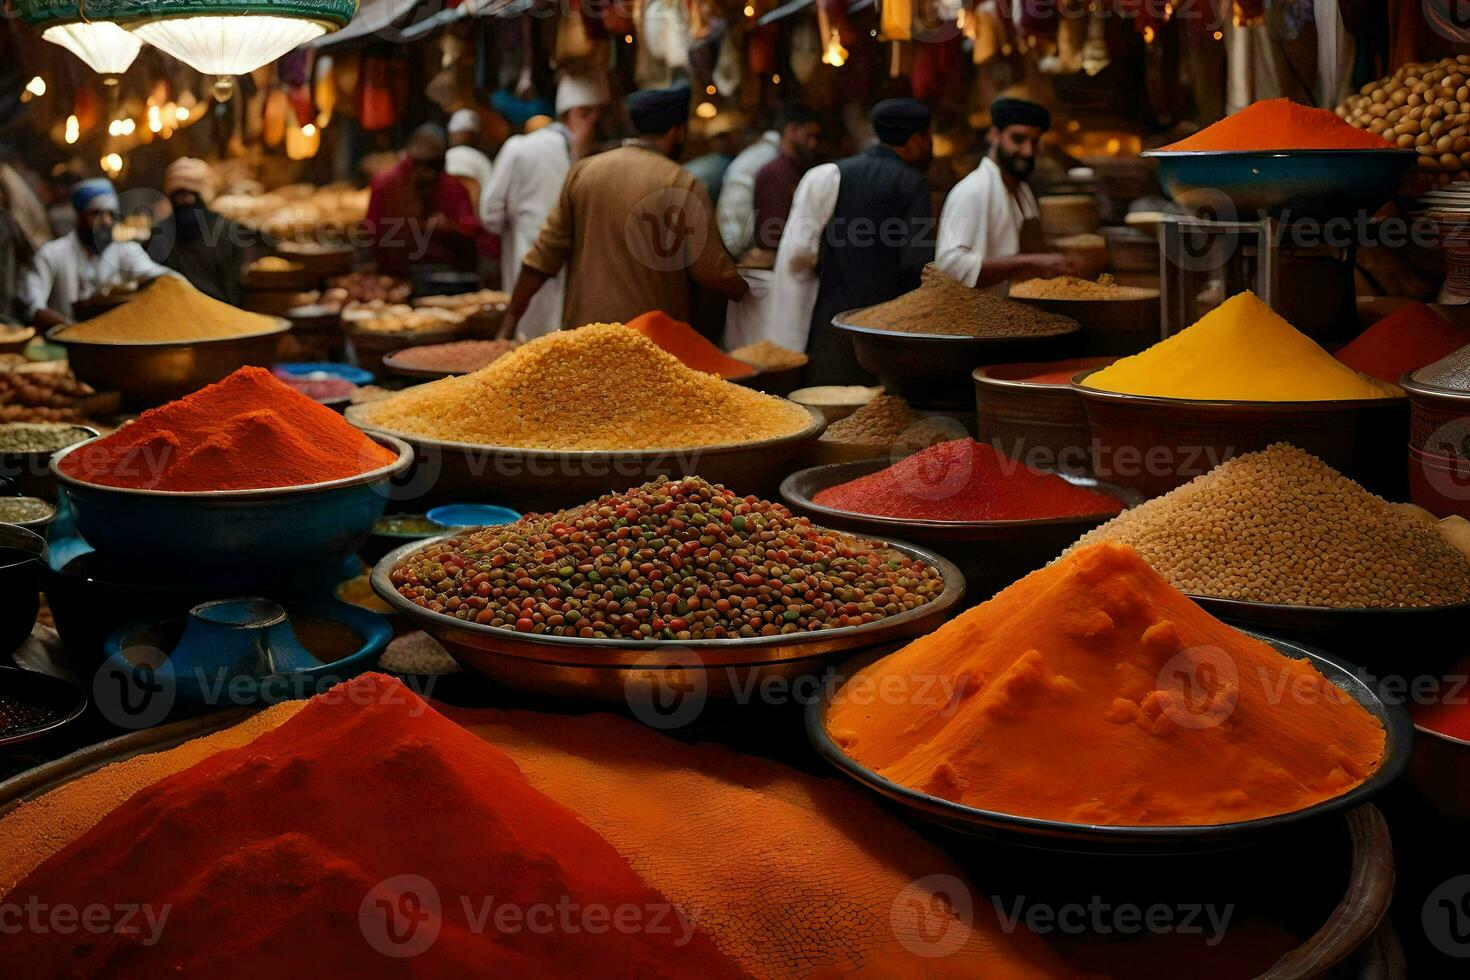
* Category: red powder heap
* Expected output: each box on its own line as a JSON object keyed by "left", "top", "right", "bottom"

{"left": 1335, "top": 303, "right": 1468, "bottom": 383}
{"left": 3, "top": 674, "right": 747, "bottom": 978}
{"left": 1163, "top": 98, "right": 1394, "bottom": 152}
{"left": 624, "top": 311, "right": 757, "bottom": 379}
{"left": 813, "top": 439, "right": 1126, "bottom": 521}
{"left": 59, "top": 367, "right": 398, "bottom": 492}
{"left": 1413, "top": 657, "right": 1470, "bottom": 742}
{"left": 1020, "top": 370, "right": 1081, "bottom": 385}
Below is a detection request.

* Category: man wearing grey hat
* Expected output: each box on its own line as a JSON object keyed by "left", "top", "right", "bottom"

{"left": 937, "top": 95, "right": 1074, "bottom": 291}
{"left": 504, "top": 81, "right": 748, "bottom": 334}
{"left": 446, "top": 108, "right": 496, "bottom": 222}
{"left": 483, "top": 75, "right": 608, "bottom": 339}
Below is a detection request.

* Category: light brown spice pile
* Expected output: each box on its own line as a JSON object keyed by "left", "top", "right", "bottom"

{"left": 389, "top": 339, "right": 519, "bottom": 374}
{"left": 356, "top": 323, "right": 814, "bottom": 450}
{"left": 845, "top": 265, "right": 1077, "bottom": 338}
{"left": 819, "top": 394, "right": 918, "bottom": 446}
{"left": 727, "top": 339, "right": 808, "bottom": 371}
{"left": 1071, "top": 443, "right": 1470, "bottom": 608}
{"left": 1010, "top": 275, "right": 1159, "bottom": 302}
{"left": 57, "top": 276, "right": 282, "bottom": 344}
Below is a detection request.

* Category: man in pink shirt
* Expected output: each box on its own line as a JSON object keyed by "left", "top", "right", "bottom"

{"left": 366, "top": 124, "right": 486, "bottom": 277}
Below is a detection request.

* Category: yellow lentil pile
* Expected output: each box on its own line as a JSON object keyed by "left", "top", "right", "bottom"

{"left": 727, "top": 339, "right": 808, "bottom": 371}
{"left": 1010, "top": 275, "right": 1159, "bottom": 301}
{"left": 1072, "top": 444, "right": 1470, "bottom": 608}
{"left": 355, "top": 323, "right": 814, "bottom": 450}
{"left": 1337, "top": 55, "right": 1470, "bottom": 184}
{"left": 57, "top": 276, "right": 282, "bottom": 343}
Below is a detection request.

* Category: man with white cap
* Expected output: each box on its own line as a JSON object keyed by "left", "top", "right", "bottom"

{"left": 482, "top": 75, "right": 607, "bottom": 338}
{"left": 155, "top": 157, "right": 267, "bottom": 306}
{"left": 445, "top": 108, "right": 496, "bottom": 222}
{"left": 19, "top": 177, "right": 174, "bottom": 327}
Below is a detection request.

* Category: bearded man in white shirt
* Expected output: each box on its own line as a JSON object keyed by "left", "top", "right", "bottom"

{"left": 936, "top": 97, "right": 1074, "bottom": 291}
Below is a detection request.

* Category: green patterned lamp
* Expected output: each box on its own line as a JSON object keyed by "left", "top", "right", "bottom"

{"left": 19, "top": 0, "right": 358, "bottom": 98}
{"left": 15, "top": 2, "right": 144, "bottom": 78}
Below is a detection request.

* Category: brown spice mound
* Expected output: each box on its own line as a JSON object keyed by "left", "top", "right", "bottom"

{"left": 1010, "top": 274, "right": 1159, "bottom": 301}
{"left": 819, "top": 394, "right": 919, "bottom": 446}
{"left": 844, "top": 265, "right": 1077, "bottom": 338}
{"left": 727, "top": 339, "right": 808, "bottom": 371}
{"left": 57, "top": 276, "right": 282, "bottom": 344}
{"left": 388, "top": 339, "right": 519, "bottom": 374}
{"left": 1072, "top": 443, "right": 1470, "bottom": 608}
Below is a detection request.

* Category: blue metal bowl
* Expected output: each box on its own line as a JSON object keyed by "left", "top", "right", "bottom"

{"left": 273, "top": 362, "right": 375, "bottom": 385}
{"left": 426, "top": 503, "right": 521, "bottom": 528}
{"left": 103, "top": 598, "right": 392, "bottom": 708}
{"left": 49, "top": 434, "right": 413, "bottom": 583}
{"left": 1142, "top": 149, "right": 1416, "bottom": 219}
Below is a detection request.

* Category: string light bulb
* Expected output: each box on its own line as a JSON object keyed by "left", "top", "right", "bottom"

{"left": 25, "top": 76, "right": 46, "bottom": 97}
{"left": 64, "top": 114, "right": 80, "bottom": 144}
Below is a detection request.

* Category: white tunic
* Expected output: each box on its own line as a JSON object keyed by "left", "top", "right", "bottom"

{"left": 763, "top": 162, "right": 840, "bottom": 352}
{"left": 715, "top": 130, "right": 781, "bottom": 256}
{"left": 481, "top": 123, "right": 573, "bottom": 339}
{"left": 19, "top": 231, "right": 175, "bottom": 322}
{"left": 445, "top": 144, "right": 496, "bottom": 223}
{"left": 935, "top": 156, "right": 1039, "bottom": 289}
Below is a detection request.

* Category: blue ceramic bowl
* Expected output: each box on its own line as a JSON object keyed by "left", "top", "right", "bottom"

{"left": 426, "top": 503, "right": 521, "bottom": 528}
{"left": 49, "top": 434, "right": 413, "bottom": 581}
{"left": 1142, "top": 149, "right": 1416, "bottom": 219}
{"left": 273, "top": 362, "right": 375, "bottom": 385}
{"left": 103, "top": 598, "right": 392, "bottom": 708}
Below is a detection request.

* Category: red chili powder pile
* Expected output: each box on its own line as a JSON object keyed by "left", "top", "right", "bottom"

{"left": 623, "top": 311, "right": 757, "bottom": 379}
{"left": 812, "top": 439, "right": 1125, "bottom": 521}
{"left": 1162, "top": 98, "right": 1394, "bottom": 151}
{"left": 58, "top": 367, "right": 397, "bottom": 492}
{"left": 825, "top": 541, "right": 1388, "bottom": 826}
{"left": 1335, "top": 303, "right": 1468, "bottom": 383}
{"left": 1413, "top": 656, "right": 1470, "bottom": 741}
{"left": 2, "top": 673, "right": 746, "bottom": 978}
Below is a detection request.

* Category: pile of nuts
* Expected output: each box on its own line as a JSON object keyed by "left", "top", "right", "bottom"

{"left": 1338, "top": 55, "right": 1470, "bottom": 183}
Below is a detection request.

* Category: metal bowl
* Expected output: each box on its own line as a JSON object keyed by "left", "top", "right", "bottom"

{"left": 0, "top": 326, "right": 35, "bottom": 356}
{"left": 807, "top": 633, "right": 1413, "bottom": 853}
{"left": 0, "top": 666, "right": 87, "bottom": 748}
{"left": 0, "top": 524, "right": 46, "bottom": 658}
{"left": 832, "top": 311, "right": 1080, "bottom": 409}
{"left": 1074, "top": 369, "right": 1409, "bottom": 499}
{"left": 1141, "top": 149, "right": 1417, "bottom": 220}
{"left": 48, "top": 433, "right": 413, "bottom": 585}
{"left": 1008, "top": 294, "right": 1161, "bottom": 356}
{"left": 345, "top": 404, "right": 826, "bottom": 510}
{"left": 973, "top": 359, "right": 1116, "bottom": 465}
{"left": 0, "top": 424, "right": 98, "bottom": 501}
{"left": 1189, "top": 594, "right": 1470, "bottom": 673}
{"left": 370, "top": 535, "right": 964, "bottom": 701}
{"left": 47, "top": 319, "right": 290, "bottom": 409}
{"left": 781, "top": 459, "right": 1141, "bottom": 604}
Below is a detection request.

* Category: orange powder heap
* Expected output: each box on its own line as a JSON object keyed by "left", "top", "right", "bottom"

{"left": 3, "top": 674, "right": 746, "bottom": 978}
{"left": 1162, "top": 98, "right": 1394, "bottom": 151}
{"left": 825, "top": 541, "right": 1386, "bottom": 826}
{"left": 623, "top": 311, "right": 757, "bottom": 379}
{"left": 58, "top": 367, "right": 397, "bottom": 491}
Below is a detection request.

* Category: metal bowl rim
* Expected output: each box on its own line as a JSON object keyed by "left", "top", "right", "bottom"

{"left": 779, "top": 459, "right": 1143, "bottom": 532}
{"left": 1413, "top": 722, "right": 1470, "bottom": 748}
{"left": 1400, "top": 375, "right": 1470, "bottom": 401}
{"left": 832, "top": 309, "right": 1079, "bottom": 343}
{"left": 1191, "top": 591, "right": 1470, "bottom": 619}
{"left": 345, "top": 403, "right": 826, "bottom": 459}
{"left": 45, "top": 317, "right": 290, "bottom": 348}
{"left": 47, "top": 432, "right": 414, "bottom": 500}
{"left": 806, "top": 632, "right": 1414, "bottom": 840}
{"left": 1073, "top": 369, "right": 1405, "bottom": 410}
{"left": 0, "top": 667, "right": 88, "bottom": 748}
{"left": 1141, "top": 148, "right": 1417, "bottom": 160}
{"left": 972, "top": 361, "right": 1115, "bottom": 391}
{"left": 369, "top": 532, "right": 964, "bottom": 654}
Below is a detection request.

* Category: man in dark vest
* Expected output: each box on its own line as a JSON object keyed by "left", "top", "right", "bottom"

{"left": 775, "top": 98, "right": 934, "bottom": 386}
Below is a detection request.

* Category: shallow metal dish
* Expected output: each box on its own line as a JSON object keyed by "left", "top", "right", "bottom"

{"left": 370, "top": 534, "right": 964, "bottom": 700}
{"left": 49, "top": 433, "right": 413, "bottom": 582}
{"left": 807, "top": 633, "right": 1413, "bottom": 853}
{"left": 47, "top": 319, "right": 290, "bottom": 408}
{"left": 0, "top": 424, "right": 98, "bottom": 501}
{"left": 781, "top": 459, "right": 1140, "bottom": 604}
{"left": 346, "top": 404, "right": 826, "bottom": 510}
{"left": 1074, "top": 369, "right": 1409, "bottom": 499}
{"left": 832, "top": 310, "right": 1080, "bottom": 409}
{"left": 1142, "top": 149, "right": 1416, "bottom": 220}
{"left": 0, "top": 666, "right": 87, "bottom": 748}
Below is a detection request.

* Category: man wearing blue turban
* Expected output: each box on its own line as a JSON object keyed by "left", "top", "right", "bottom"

{"left": 19, "top": 177, "right": 174, "bottom": 326}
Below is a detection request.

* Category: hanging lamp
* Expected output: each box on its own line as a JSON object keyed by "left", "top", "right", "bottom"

{"left": 16, "top": 2, "right": 144, "bottom": 80}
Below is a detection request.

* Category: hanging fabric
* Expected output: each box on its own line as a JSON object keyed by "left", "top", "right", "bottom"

{"left": 880, "top": 0, "right": 912, "bottom": 41}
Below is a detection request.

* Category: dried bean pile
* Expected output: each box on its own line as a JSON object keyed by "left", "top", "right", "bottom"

{"left": 389, "top": 477, "right": 947, "bottom": 639}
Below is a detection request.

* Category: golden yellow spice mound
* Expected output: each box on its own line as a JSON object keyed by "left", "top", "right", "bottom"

{"left": 56, "top": 276, "right": 284, "bottom": 343}
{"left": 826, "top": 541, "right": 1386, "bottom": 826}
{"left": 1084, "top": 291, "right": 1397, "bottom": 401}
{"left": 355, "top": 322, "right": 815, "bottom": 450}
